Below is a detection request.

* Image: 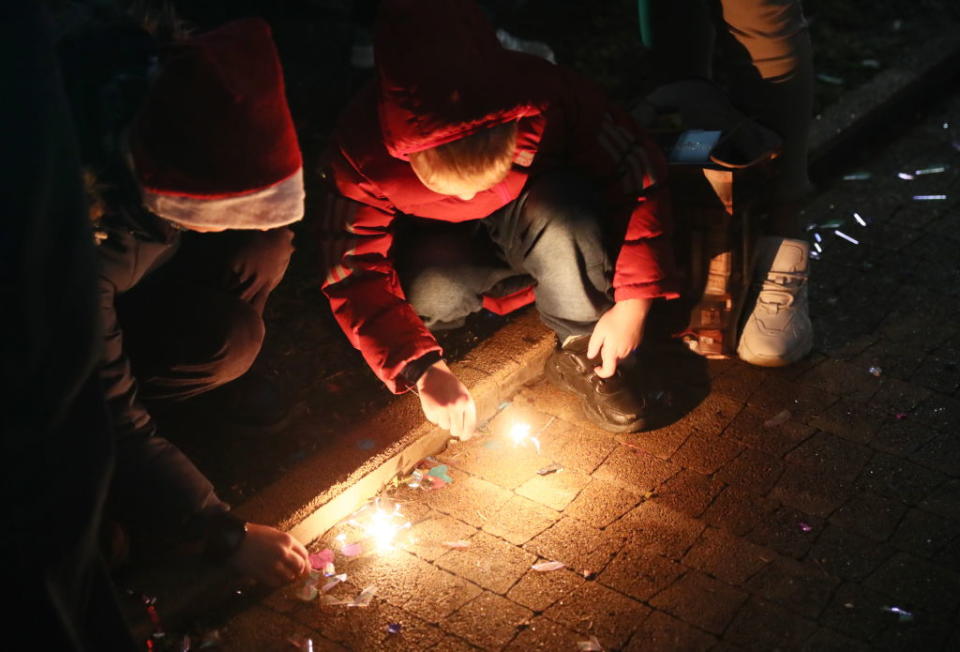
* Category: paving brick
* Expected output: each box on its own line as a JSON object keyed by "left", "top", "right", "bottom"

{"left": 609, "top": 501, "right": 705, "bottom": 560}
{"left": 870, "top": 615, "right": 954, "bottom": 652}
{"left": 830, "top": 490, "right": 908, "bottom": 541}
{"left": 506, "top": 568, "right": 586, "bottom": 613}
{"left": 672, "top": 429, "right": 745, "bottom": 474}
{"left": 715, "top": 447, "right": 784, "bottom": 495}
{"left": 808, "top": 524, "right": 896, "bottom": 581}
{"left": 800, "top": 627, "right": 872, "bottom": 652}
{"left": 796, "top": 358, "right": 884, "bottom": 403}
{"left": 514, "top": 466, "right": 591, "bottom": 511}
{"left": 745, "top": 557, "right": 840, "bottom": 620}
{"left": 434, "top": 531, "right": 536, "bottom": 595}
{"left": 783, "top": 431, "right": 872, "bottom": 481}
{"left": 220, "top": 606, "right": 342, "bottom": 652}
{"left": 422, "top": 473, "right": 513, "bottom": 528}
{"left": 909, "top": 431, "right": 960, "bottom": 477}
{"left": 621, "top": 421, "right": 693, "bottom": 459}
{"left": 871, "top": 418, "right": 938, "bottom": 456}
{"left": 864, "top": 552, "right": 960, "bottom": 622}
{"left": 920, "top": 478, "right": 960, "bottom": 520}
{"left": 853, "top": 337, "right": 928, "bottom": 381}
{"left": 807, "top": 397, "right": 885, "bottom": 443}
{"left": 563, "top": 477, "right": 644, "bottom": 528}
{"left": 655, "top": 468, "right": 725, "bottom": 518}
{"left": 819, "top": 581, "right": 898, "bottom": 642}
{"left": 913, "top": 394, "right": 960, "bottom": 433}
{"left": 346, "top": 549, "right": 482, "bottom": 621}
{"left": 441, "top": 591, "right": 533, "bottom": 649}
{"left": 855, "top": 451, "right": 948, "bottom": 505}
{"left": 517, "top": 380, "right": 595, "bottom": 431}
{"left": 769, "top": 465, "right": 853, "bottom": 517}
{"left": 593, "top": 445, "right": 681, "bottom": 492}
{"left": 870, "top": 377, "right": 932, "bottom": 416}
{"left": 649, "top": 570, "right": 747, "bottom": 635}
{"left": 543, "top": 582, "right": 651, "bottom": 649}
{"left": 441, "top": 433, "right": 547, "bottom": 490}
{"left": 523, "top": 517, "right": 618, "bottom": 576}
{"left": 673, "top": 392, "right": 744, "bottom": 437}
{"left": 710, "top": 363, "right": 769, "bottom": 402}
{"left": 723, "top": 596, "right": 817, "bottom": 652}
{"left": 536, "top": 418, "right": 619, "bottom": 475}
{"left": 747, "top": 375, "right": 844, "bottom": 422}
{"left": 481, "top": 494, "right": 560, "bottom": 546}
{"left": 404, "top": 512, "right": 478, "bottom": 562}
{"left": 502, "top": 615, "right": 584, "bottom": 651}
{"left": 749, "top": 504, "right": 826, "bottom": 559}
{"left": 702, "top": 485, "right": 779, "bottom": 537}
{"left": 682, "top": 527, "right": 776, "bottom": 585}
{"left": 597, "top": 543, "right": 685, "bottom": 601}
{"left": 377, "top": 607, "right": 476, "bottom": 652}
{"left": 722, "top": 406, "right": 817, "bottom": 457}
{"left": 911, "top": 354, "right": 960, "bottom": 394}
{"left": 623, "top": 609, "right": 717, "bottom": 652}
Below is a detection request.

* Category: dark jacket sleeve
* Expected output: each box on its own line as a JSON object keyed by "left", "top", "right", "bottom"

{"left": 97, "top": 238, "right": 228, "bottom": 544}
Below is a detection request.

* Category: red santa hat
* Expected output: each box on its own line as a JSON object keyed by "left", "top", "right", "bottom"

{"left": 130, "top": 18, "right": 304, "bottom": 230}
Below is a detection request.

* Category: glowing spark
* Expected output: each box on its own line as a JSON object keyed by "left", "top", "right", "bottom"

{"left": 853, "top": 212, "right": 867, "bottom": 226}
{"left": 897, "top": 171, "right": 914, "bottom": 180}
{"left": 510, "top": 423, "right": 531, "bottom": 445}
{"left": 914, "top": 166, "right": 946, "bottom": 175}
{"left": 363, "top": 503, "right": 409, "bottom": 552}
{"left": 913, "top": 194, "right": 947, "bottom": 200}
{"left": 834, "top": 229, "right": 859, "bottom": 245}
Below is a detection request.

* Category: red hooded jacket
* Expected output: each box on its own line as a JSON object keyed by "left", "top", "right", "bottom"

{"left": 321, "top": 0, "right": 677, "bottom": 392}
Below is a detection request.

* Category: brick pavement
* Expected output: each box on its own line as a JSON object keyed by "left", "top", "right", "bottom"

{"left": 205, "top": 90, "right": 960, "bottom": 652}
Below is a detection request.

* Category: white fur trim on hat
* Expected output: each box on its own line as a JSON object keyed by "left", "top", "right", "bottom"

{"left": 142, "top": 168, "right": 305, "bottom": 230}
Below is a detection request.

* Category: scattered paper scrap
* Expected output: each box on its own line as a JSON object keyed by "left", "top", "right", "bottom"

{"left": 834, "top": 229, "right": 860, "bottom": 245}
{"left": 442, "top": 540, "right": 472, "bottom": 549}
{"left": 868, "top": 366, "right": 882, "bottom": 377}
{"left": 309, "top": 549, "right": 334, "bottom": 571}
{"left": 295, "top": 583, "right": 318, "bottom": 602}
{"left": 799, "top": 522, "right": 813, "bottom": 533}
{"left": 897, "top": 171, "right": 914, "bottom": 180}
{"left": 842, "top": 171, "right": 871, "bottom": 181}
{"left": 321, "top": 574, "right": 347, "bottom": 594}
{"left": 577, "top": 635, "right": 604, "bottom": 651}
{"left": 288, "top": 636, "right": 315, "bottom": 652}
{"left": 427, "top": 464, "right": 453, "bottom": 484}
{"left": 537, "top": 463, "right": 563, "bottom": 476}
{"left": 883, "top": 606, "right": 914, "bottom": 623}
{"left": 426, "top": 475, "right": 448, "bottom": 489}
{"left": 763, "top": 410, "right": 791, "bottom": 428}
{"left": 387, "top": 623, "right": 402, "bottom": 635}
{"left": 915, "top": 165, "right": 947, "bottom": 175}
{"left": 341, "top": 542, "right": 363, "bottom": 557}
{"left": 816, "top": 73, "right": 844, "bottom": 85}
{"left": 913, "top": 194, "right": 947, "bottom": 201}
{"left": 531, "top": 561, "right": 566, "bottom": 572}
{"left": 349, "top": 585, "right": 377, "bottom": 607}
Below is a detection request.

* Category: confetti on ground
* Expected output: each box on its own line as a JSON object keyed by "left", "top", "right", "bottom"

{"left": 868, "top": 366, "right": 882, "bottom": 377}
{"left": 341, "top": 542, "right": 363, "bottom": 557}
{"left": 309, "top": 549, "right": 335, "bottom": 571}
{"left": 442, "top": 540, "right": 472, "bottom": 549}
{"left": 321, "top": 574, "right": 347, "bottom": 593}
{"left": 913, "top": 194, "right": 947, "bottom": 200}
{"left": 577, "top": 635, "right": 604, "bottom": 651}
{"left": 427, "top": 464, "right": 453, "bottom": 484}
{"left": 387, "top": 623, "right": 403, "bottom": 635}
{"left": 295, "top": 583, "right": 318, "bottom": 602}
{"left": 426, "top": 475, "right": 448, "bottom": 489}
{"left": 288, "top": 636, "right": 314, "bottom": 651}
{"left": 482, "top": 439, "right": 504, "bottom": 450}
{"left": 853, "top": 212, "right": 868, "bottom": 226}
{"left": 531, "top": 561, "right": 566, "bottom": 572}
{"left": 915, "top": 165, "right": 947, "bottom": 175}
{"left": 537, "top": 463, "right": 563, "bottom": 475}
{"left": 883, "top": 606, "right": 915, "bottom": 623}
{"left": 349, "top": 585, "right": 377, "bottom": 607}
{"left": 816, "top": 73, "right": 844, "bottom": 85}
{"left": 763, "top": 410, "right": 791, "bottom": 428}
{"left": 897, "top": 171, "right": 915, "bottom": 180}
{"left": 895, "top": 412, "right": 908, "bottom": 420}
{"left": 842, "top": 171, "right": 871, "bottom": 181}
{"left": 799, "top": 522, "right": 813, "bottom": 532}
{"left": 834, "top": 229, "right": 860, "bottom": 245}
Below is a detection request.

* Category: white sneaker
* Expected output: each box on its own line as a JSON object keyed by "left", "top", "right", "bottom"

{"left": 737, "top": 236, "right": 813, "bottom": 367}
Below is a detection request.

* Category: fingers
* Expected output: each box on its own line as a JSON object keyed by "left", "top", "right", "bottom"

{"left": 461, "top": 397, "right": 477, "bottom": 440}
{"left": 587, "top": 330, "right": 603, "bottom": 360}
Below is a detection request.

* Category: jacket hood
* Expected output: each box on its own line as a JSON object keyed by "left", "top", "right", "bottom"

{"left": 374, "top": 0, "right": 543, "bottom": 159}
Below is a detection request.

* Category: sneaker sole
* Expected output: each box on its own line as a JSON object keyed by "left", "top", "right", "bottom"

{"left": 544, "top": 357, "right": 646, "bottom": 434}
{"left": 736, "top": 333, "right": 813, "bottom": 368}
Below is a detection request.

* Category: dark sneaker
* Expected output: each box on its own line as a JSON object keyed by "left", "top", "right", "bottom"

{"left": 544, "top": 335, "right": 647, "bottom": 433}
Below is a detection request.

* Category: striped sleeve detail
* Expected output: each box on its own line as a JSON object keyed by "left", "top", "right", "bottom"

{"left": 595, "top": 113, "right": 660, "bottom": 197}
{"left": 320, "top": 192, "right": 361, "bottom": 287}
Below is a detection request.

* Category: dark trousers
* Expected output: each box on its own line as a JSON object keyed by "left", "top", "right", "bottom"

{"left": 118, "top": 228, "right": 294, "bottom": 403}
{"left": 397, "top": 170, "right": 615, "bottom": 341}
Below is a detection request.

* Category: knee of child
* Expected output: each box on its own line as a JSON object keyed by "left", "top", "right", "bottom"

{"left": 212, "top": 302, "right": 265, "bottom": 382}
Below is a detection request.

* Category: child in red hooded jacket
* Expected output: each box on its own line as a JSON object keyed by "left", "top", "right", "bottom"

{"left": 321, "top": 0, "right": 678, "bottom": 436}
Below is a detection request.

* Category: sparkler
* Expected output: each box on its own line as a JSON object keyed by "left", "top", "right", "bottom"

{"left": 508, "top": 422, "right": 543, "bottom": 453}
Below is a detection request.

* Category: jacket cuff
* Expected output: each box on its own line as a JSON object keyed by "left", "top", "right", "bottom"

{"left": 397, "top": 350, "right": 443, "bottom": 390}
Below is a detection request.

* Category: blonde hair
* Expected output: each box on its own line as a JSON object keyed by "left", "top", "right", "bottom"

{"left": 409, "top": 121, "right": 518, "bottom": 191}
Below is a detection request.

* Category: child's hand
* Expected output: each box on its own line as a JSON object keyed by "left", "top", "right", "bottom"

{"left": 416, "top": 359, "right": 477, "bottom": 440}
{"left": 587, "top": 298, "right": 652, "bottom": 378}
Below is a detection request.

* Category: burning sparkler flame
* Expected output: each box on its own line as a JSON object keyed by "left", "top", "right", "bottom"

{"left": 508, "top": 422, "right": 541, "bottom": 453}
